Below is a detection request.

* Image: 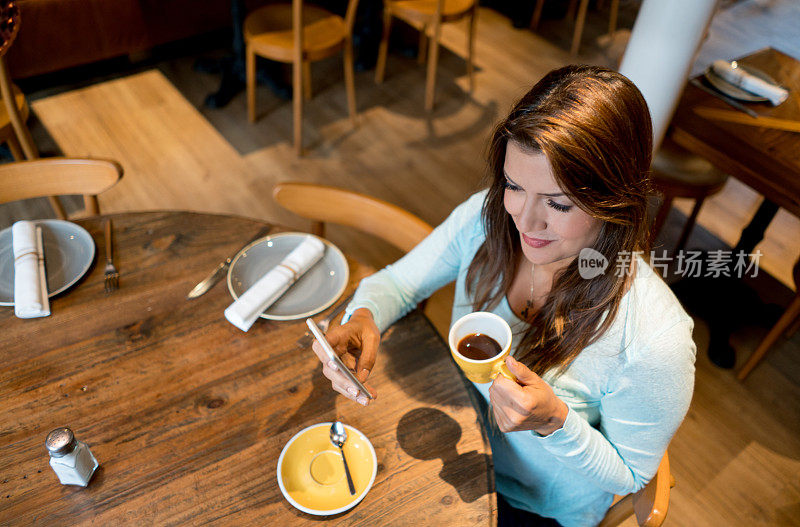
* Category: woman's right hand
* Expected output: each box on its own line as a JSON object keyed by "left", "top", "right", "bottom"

{"left": 311, "top": 307, "right": 380, "bottom": 406}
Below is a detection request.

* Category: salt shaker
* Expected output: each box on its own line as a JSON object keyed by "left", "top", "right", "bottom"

{"left": 45, "top": 427, "right": 99, "bottom": 487}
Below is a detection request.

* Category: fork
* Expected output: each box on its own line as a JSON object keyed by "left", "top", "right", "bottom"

{"left": 296, "top": 292, "right": 355, "bottom": 347}
{"left": 103, "top": 218, "right": 120, "bottom": 293}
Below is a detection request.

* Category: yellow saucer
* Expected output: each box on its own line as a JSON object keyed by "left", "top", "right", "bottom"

{"left": 277, "top": 423, "right": 377, "bottom": 515}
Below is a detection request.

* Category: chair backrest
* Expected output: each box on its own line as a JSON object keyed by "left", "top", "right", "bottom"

{"left": 272, "top": 182, "right": 432, "bottom": 253}
{"left": 599, "top": 451, "right": 674, "bottom": 527}
{"left": 0, "top": 157, "right": 123, "bottom": 216}
{"left": 343, "top": 0, "right": 361, "bottom": 34}
{"left": 290, "top": 0, "right": 362, "bottom": 44}
{"left": 389, "top": 0, "right": 476, "bottom": 24}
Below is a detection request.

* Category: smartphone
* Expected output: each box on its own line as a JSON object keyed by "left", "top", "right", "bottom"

{"left": 306, "top": 318, "right": 374, "bottom": 400}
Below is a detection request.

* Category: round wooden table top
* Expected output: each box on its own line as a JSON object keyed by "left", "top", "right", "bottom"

{"left": 0, "top": 211, "right": 495, "bottom": 525}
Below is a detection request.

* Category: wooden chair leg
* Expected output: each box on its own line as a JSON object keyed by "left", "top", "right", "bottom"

{"left": 738, "top": 294, "right": 800, "bottom": 380}
{"left": 5, "top": 134, "right": 24, "bottom": 160}
{"left": 787, "top": 260, "right": 800, "bottom": 338}
{"left": 567, "top": 0, "right": 579, "bottom": 20}
{"left": 84, "top": 195, "right": 100, "bottom": 216}
{"left": 425, "top": 21, "right": 442, "bottom": 112}
{"left": 467, "top": 7, "right": 477, "bottom": 93}
{"left": 303, "top": 61, "right": 312, "bottom": 101}
{"left": 529, "top": 0, "right": 546, "bottom": 30}
{"left": 418, "top": 27, "right": 428, "bottom": 65}
{"left": 48, "top": 196, "right": 67, "bottom": 220}
{"left": 311, "top": 220, "right": 325, "bottom": 238}
{"left": 571, "top": 0, "right": 590, "bottom": 56}
{"left": 652, "top": 193, "right": 673, "bottom": 242}
{"left": 674, "top": 196, "right": 704, "bottom": 254}
{"left": 344, "top": 38, "right": 357, "bottom": 126}
{"left": 785, "top": 313, "right": 800, "bottom": 339}
{"left": 0, "top": 58, "right": 38, "bottom": 161}
{"left": 608, "top": 0, "right": 620, "bottom": 35}
{"left": 293, "top": 58, "right": 303, "bottom": 156}
{"left": 247, "top": 46, "right": 257, "bottom": 123}
{"left": 375, "top": 9, "right": 393, "bottom": 83}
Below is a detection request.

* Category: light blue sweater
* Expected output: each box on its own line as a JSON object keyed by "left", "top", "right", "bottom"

{"left": 343, "top": 191, "right": 696, "bottom": 526}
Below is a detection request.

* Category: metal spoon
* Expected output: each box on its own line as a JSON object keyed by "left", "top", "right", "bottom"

{"left": 329, "top": 421, "right": 356, "bottom": 495}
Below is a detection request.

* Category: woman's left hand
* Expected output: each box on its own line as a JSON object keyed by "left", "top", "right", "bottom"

{"left": 488, "top": 356, "right": 569, "bottom": 436}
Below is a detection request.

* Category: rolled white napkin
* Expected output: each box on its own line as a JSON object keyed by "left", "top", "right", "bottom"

{"left": 13, "top": 221, "right": 50, "bottom": 319}
{"left": 224, "top": 235, "right": 325, "bottom": 332}
{"left": 711, "top": 60, "right": 789, "bottom": 106}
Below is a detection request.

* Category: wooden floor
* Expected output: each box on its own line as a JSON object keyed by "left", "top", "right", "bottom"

{"left": 6, "top": 1, "right": 800, "bottom": 525}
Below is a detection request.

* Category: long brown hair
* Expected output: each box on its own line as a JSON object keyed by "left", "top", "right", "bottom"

{"left": 466, "top": 65, "right": 653, "bottom": 376}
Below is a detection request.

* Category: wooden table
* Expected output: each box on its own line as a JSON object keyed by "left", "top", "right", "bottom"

{"left": 0, "top": 212, "right": 494, "bottom": 525}
{"left": 668, "top": 47, "right": 800, "bottom": 366}
{"left": 670, "top": 47, "right": 800, "bottom": 252}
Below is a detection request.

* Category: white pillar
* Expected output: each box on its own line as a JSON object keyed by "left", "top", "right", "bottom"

{"left": 618, "top": 0, "right": 718, "bottom": 151}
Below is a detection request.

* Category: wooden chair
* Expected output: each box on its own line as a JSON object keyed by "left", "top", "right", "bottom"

{"left": 737, "top": 260, "right": 800, "bottom": 380}
{"left": 599, "top": 451, "right": 674, "bottom": 527}
{"left": 245, "top": 0, "right": 360, "bottom": 156}
{"left": 272, "top": 181, "right": 432, "bottom": 253}
{"left": 375, "top": 0, "right": 478, "bottom": 112}
{"left": 529, "top": 0, "right": 620, "bottom": 56}
{"left": 0, "top": 3, "right": 65, "bottom": 217}
{"left": 0, "top": 80, "right": 31, "bottom": 161}
{"left": 650, "top": 139, "right": 728, "bottom": 254}
{"left": 0, "top": 2, "right": 32, "bottom": 162}
{"left": 0, "top": 158, "right": 123, "bottom": 217}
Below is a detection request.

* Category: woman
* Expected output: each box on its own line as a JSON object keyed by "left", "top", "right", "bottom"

{"left": 312, "top": 65, "right": 696, "bottom": 526}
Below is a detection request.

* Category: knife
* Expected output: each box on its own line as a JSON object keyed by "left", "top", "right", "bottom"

{"left": 186, "top": 225, "right": 272, "bottom": 299}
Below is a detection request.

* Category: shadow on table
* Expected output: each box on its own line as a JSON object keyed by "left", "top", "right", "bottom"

{"left": 381, "top": 313, "right": 472, "bottom": 408}
{"left": 397, "top": 407, "right": 490, "bottom": 504}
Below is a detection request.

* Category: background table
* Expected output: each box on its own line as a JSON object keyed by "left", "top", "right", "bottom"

{"left": 668, "top": 48, "right": 800, "bottom": 366}
{"left": 670, "top": 47, "right": 800, "bottom": 251}
{"left": 0, "top": 211, "right": 494, "bottom": 525}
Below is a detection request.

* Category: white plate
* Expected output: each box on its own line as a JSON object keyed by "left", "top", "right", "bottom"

{"left": 0, "top": 220, "right": 95, "bottom": 306}
{"left": 703, "top": 64, "right": 777, "bottom": 103}
{"left": 227, "top": 232, "right": 348, "bottom": 321}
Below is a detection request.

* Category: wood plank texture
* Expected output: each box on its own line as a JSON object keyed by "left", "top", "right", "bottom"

{"left": 0, "top": 212, "right": 493, "bottom": 525}
{"left": 30, "top": 71, "right": 282, "bottom": 222}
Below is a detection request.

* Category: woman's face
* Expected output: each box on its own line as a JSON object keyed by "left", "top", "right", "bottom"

{"left": 503, "top": 141, "right": 602, "bottom": 268}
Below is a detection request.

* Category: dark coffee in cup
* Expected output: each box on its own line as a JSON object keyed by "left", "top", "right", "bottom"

{"left": 457, "top": 333, "right": 502, "bottom": 361}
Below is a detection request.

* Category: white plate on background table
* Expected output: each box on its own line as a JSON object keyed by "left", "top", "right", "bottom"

{"left": 227, "top": 232, "right": 348, "bottom": 321}
{"left": 0, "top": 220, "right": 96, "bottom": 306}
{"left": 703, "top": 64, "right": 779, "bottom": 103}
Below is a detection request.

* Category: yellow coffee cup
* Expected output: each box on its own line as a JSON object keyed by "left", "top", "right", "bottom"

{"left": 448, "top": 312, "right": 516, "bottom": 384}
